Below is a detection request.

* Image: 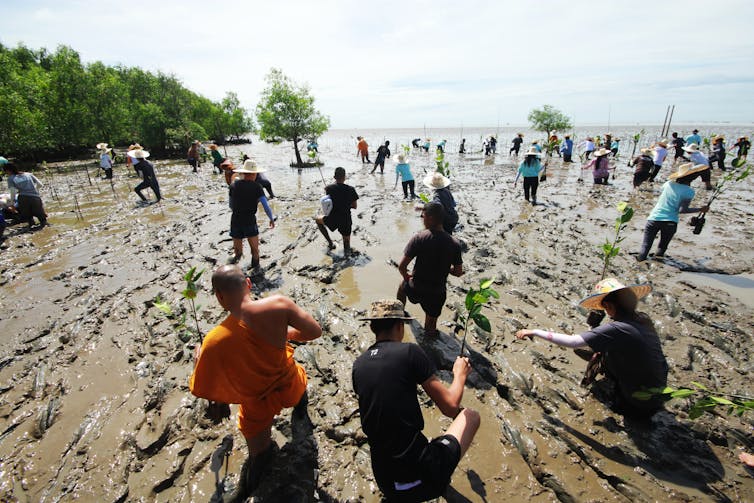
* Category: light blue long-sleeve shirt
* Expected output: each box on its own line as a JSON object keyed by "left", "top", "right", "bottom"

{"left": 686, "top": 134, "right": 702, "bottom": 146}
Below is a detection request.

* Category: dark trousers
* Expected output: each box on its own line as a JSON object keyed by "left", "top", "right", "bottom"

{"left": 715, "top": 153, "right": 726, "bottom": 170}
{"left": 594, "top": 177, "right": 609, "bottom": 185}
{"left": 563, "top": 153, "right": 572, "bottom": 162}
{"left": 104, "top": 168, "right": 113, "bottom": 179}
{"left": 699, "top": 166, "right": 711, "bottom": 183}
{"left": 401, "top": 180, "right": 416, "bottom": 198}
{"left": 648, "top": 164, "right": 662, "bottom": 182}
{"left": 17, "top": 195, "right": 47, "bottom": 226}
{"left": 523, "top": 176, "right": 539, "bottom": 202}
{"left": 639, "top": 220, "right": 677, "bottom": 259}
{"left": 135, "top": 176, "right": 161, "bottom": 200}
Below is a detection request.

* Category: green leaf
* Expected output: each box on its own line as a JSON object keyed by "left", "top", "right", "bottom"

{"left": 710, "top": 396, "right": 735, "bottom": 406}
{"left": 670, "top": 389, "right": 696, "bottom": 399}
{"left": 472, "top": 314, "right": 491, "bottom": 332}
{"left": 689, "top": 381, "right": 708, "bottom": 391}
{"left": 621, "top": 207, "right": 634, "bottom": 223}
{"left": 419, "top": 193, "right": 430, "bottom": 203}
{"left": 610, "top": 247, "right": 620, "bottom": 258}
{"left": 154, "top": 301, "right": 173, "bottom": 316}
{"left": 465, "top": 291, "right": 476, "bottom": 311}
{"left": 688, "top": 407, "right": 705, "bottom": 419}
{"left": 182, "top": 288, "right": 197, "bottom": 300}
{"left": 616, "top": 201, "right": 627, "bottom": 212}
{"left": 487, "top": 288, "right": 500, "bottom": 299}
{"left": 480, "top": 278, "right": 495, "bottom": 290}
{"left": 183, "top": 266, "right": 197, "bottom": 282}
{"left": 602, "top": 243, "right": 614, "bottom": 255}
{"left": 472, "top": 292, "right": 489, "bottom": 305}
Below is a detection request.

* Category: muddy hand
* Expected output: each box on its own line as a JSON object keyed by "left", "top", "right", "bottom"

{"left": 453, "top": 356, "right": 471, "bottom": 378}
{"left": 586, "top": 310, "right": 605, "bottom": 328}
{"left": 515, "top": 329, "right": 534, "bottom": 340}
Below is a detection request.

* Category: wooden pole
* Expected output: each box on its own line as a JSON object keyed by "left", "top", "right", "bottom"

{"left": 666, "top": 105, "right": 675, "bottom": 137}
{"left": 660, "top": 106, "right": 670, "bottom": 138}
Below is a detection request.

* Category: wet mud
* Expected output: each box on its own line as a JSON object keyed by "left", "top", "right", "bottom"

{"left": 0, "top": 126, "right": 752, "bottom": 502}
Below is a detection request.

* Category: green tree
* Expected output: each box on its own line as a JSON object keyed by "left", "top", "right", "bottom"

{"left": 256, "top": 68, "right": 330, "bottom": 167}
{"left": 221, "top": 92, "right": 255, "bottom": 140}
{"left": 527, "top": 105, "right": 573, "bottom": 137}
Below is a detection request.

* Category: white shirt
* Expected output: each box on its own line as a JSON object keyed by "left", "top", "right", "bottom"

{"left": 653, "top": 147, "right": 668, "bottom": 165}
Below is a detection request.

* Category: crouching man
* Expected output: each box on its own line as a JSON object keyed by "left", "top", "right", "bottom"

{"left": 189, "top": 265, "right": 322, "bottom": 499}
{"left": 352, "top": 299, "right": 480, "bottom": 501}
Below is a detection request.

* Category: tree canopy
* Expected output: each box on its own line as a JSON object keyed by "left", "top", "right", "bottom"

{"left": 0, "top": 43, "right": 254, "bottom": 158}
{"left": 527, "top": 105, "right": 573, "bottom": 136}
{"left": 256, "top": 68, "right": 330, "bottom": 167}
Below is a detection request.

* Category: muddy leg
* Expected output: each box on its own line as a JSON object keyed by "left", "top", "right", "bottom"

{"left": 231, "top": 238, "right": 243, "bottom": 263}
{"left": 248, "top": 236, "right": 260, "bottom": 268}
{"left": 424, "top": 314, "right": 438, "bottom": 335}
{"left": 315, "top": 216, "right": 335, "bottom": 249}
{"left": 342, "top": 234, "right": 351, "bottom": 254}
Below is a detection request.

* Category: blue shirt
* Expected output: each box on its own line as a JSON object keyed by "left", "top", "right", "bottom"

{"left": 560, "top": 139, "right": 573, "bottom": 155}
{"left": 395, "top": 163, "right": 414, "bottom": 182}
{"left": 686, "top": 134, "right": 701, "bottom": 146}
{"left": 518, "top": 158, "right": 542, "bottom": 178}
{"left": 648, "top": 181, "right": 696, "bottom": 222}
{"left": 533, "top": 144, "right": 542, "bottom": 152}
{"left": 689, "top": 151, "right": 709, "bottom": 165}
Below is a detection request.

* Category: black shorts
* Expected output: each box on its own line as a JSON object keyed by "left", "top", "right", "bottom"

{"left": 324, "top": 213, "right": 352, "bottom": 236}
{"left": 633, "top": 171, "right": 650, "bottom": 187}
{"left": 230, "top": 221, "right": 259, "bottom": 239}
{"left": 376, "top": 434, "right": 461, "bottom": 501}
{"left": 403, "top": 280, "right": 446, "bottom": 318}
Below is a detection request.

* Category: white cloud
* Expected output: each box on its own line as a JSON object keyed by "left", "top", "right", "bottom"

{"left": 2, "top": 0, "right": 753, "bottom": 127}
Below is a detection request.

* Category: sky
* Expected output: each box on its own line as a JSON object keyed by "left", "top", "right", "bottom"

{"left": 2, "top": 0, "right": 754, "bottom": 128}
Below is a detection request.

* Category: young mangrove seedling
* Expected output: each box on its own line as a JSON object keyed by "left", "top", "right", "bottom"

{"left": 601, "top": 201, "right": 634, "bottom": 279}
{"left": 153, "top": 266, "right": 205, "bottom": 342}
{"left": 457, "top": 278, "right": 499, "bottom": 356}
{"left": 633, "top": 382, "right": 754, "bottom": 419}
{"left": 435, "top": 150, "right": 450, "bottom": 176}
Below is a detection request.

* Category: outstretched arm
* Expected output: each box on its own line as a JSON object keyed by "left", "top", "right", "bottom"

{"left": 286, "top": 298, "right": 322, "bottom": 342}
{"left": 516, "top": 329, "right": 589, "bottom": 348}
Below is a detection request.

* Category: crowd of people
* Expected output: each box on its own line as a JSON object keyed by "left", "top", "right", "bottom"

{"left": 1, "top": 126, "right": 750, "bottom": 501}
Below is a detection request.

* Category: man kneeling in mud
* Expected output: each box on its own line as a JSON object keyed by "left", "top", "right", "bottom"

{"left": 353, "top": 299, "right": 480, "bottom": 501}
{"left": 189, "top": 265, "right": 322, "bottom": 499}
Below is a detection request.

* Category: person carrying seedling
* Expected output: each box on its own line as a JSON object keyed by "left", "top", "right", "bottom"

{"left": 514, "top": 147, "right": 545, "bottom": 204}
{"left": 190, "top": 264, "right": 322, "bottom": 500}
{"left": 228, "top": 159, "right": 275, "bottom": 269}
{"left": 516, "top": 277, "right": 668, "bottom": 418}
{"left": 636, "top": 163, "right": 710, "bottom": 261}
{"left": 395, "top": 154, "right": 416, "bottom": 200}
{"left": 352, "top": 298, "right": 480, "bottom": 502}
{"left": 397, "top": 202, "right": 463, "bottom": 337}
{"left": 315, "top": 167, "right": 359, "bottom": 255}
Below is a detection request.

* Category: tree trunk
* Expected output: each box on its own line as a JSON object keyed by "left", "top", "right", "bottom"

{"left": 293, "top": 136, "right": 304, "bottom": 167}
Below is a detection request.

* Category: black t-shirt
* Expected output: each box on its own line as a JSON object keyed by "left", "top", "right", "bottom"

{"left": 671, "top": 137, "right": 685, "bottom": 151}
{"left": 325, "top": 182, "right": 358, "bottom": 220}
{"left": 352, "top": 341, "right": 435, "bottom": 455}
{"left": 229, "top": 179, "right": 264, "bottom": 226}
{"left": 512, "top": 137, "right": 523, "bottom": 146}
{"left": 404, "top": 229, "right": 462, "bottom": 290}
{"left": 582, "top": 320, "right": 668, "bottom": 409}
{"left": 632, "top": 154, "right": 654, "bottom": 173}
{"left": 376, "top": 145, "right": 391, "bottom": 161}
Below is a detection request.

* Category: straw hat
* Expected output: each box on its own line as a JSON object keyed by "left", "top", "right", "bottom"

{"left": 423, "top": 171, "right": 451, "bottom": 189}
{"left": 96, "top": 142, "right": 109, "bottom": 150}
{"left": 359, "top": 299, "right": 413, "bottom": 321}
{"left": 640, "top": 147, "right": 653, "bottom": 154}
{"left": 128, "top": 143, "right": 142, "bottom": 151}
{"left": 668, "top": 163, "right": 709, "bottom": 180}
{"left": 713, "top": 135, "right": 724, "bottom": 142}
{"left": 532, "top": 140, "right": 539, "bottom": 144}
{"left": 99, "top": 147, "right": 112, "bottom": 154}
{"left": 209, "top": 144, "right": 219, "bottom": 150}
{"left": 657, "top": 139, "right": 669, "bottom": 147}
{"left": 578, "top": 278, "right": 652, "bottom": 311}
{"left": 234, "top": 159, "right": 266, "bottom": 174}
{"left": 128, "top": 149, "right": 150, "bottom": 159}
{"left": 682, "top": 144, "right": 700, "bottom": 153}
{"left": 397, "top": 154, "right": 406, "bottom": 163}
{"left": 524, "top": 147, "right": 542, "bottom": 157}
{"left": 593, "top": 148, "right": 611, "bottom": 157}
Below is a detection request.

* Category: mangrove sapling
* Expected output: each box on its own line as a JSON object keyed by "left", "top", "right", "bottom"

{"left": 632, "top": 382, "right": 754, "bottom": 419}
{"left": 626, "top": 129, "right": 646, "bottom": 167}
{"left": 435, "top": 150, "right": 450, "bottom": 176}
{"left": 456, "top": 278, "right": 499, "bottom": 356}
{"left": 153, "top": 295, "right": 193, "bottom": 343}
{"left": 690, "top": 162, "right": 750, "bottom": 235}
{"left": 601, "top": 202, "right": 634, "bottom": 279}
{"left": 153, "top": 266, "right": 205, "bottom": 342}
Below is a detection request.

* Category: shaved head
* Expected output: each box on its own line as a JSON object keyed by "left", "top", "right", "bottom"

{"left": 212, "top": 265, "right": 248, "bottom": 294}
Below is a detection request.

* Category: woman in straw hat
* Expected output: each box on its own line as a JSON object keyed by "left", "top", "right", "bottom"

{"left": 514, "top": 147, "right": 545, "bottom": 204}
{"left": 228, "top": 159, "right": 275, "bottom": 269}
{"left": 582, "top": 148, "right": 611, "bottom": 184}
{"left": 636, "top": 163, "right": 709, "bottom": 261}
{"left": 423, "top": 171, "right": 458, "bottom": 234}
{"left": 681, "top": 143, "right": 714, "bottom": 190}
{"left": 394, "top": 154, "right": 416, "bottom": 200}
{"left": 711, "top": 136, "right": 726, "bottom": 171}
{"left": 647, "top": 139, "right": 669, "bottom": 183}
{"left": 128, "top": 149, "right": 161, "bottom": 203}
{"left": 97, "top": 143, "right": 114, "bottom": 179}
{"left": 516, "top": 278, "right": 668, "bottom": 417}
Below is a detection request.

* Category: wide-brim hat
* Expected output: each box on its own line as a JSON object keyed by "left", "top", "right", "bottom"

{"left": 209, "top": 144, "right": 219, "bottom": 150}
{"left": 640, "top": 147, "right": 653, "bottom": 154}
{"left": 713, "top": 135, "right": 724, "bottom": 142}
{"left": 397, "top": 154, "right": 406, "bottom": 163}
{"left": 683, "top": 144, "right": 700, "bottom": 153}
{"left": 578, "top": 278, "right": 652, "bottom": 311}
{"left": 524, "top": 148, "right": 542, "bottom": 157}
{"left": 96, "top": 142, "right": 109, "bottom": 150}
{"left": 668, "top": 163, "right": 709, "bottom": 180}
{"left": 423, "top": 171, "right": 451, "bottom": 189}
{"left": 234, "top": 159, "right": 266, "bottom": 174}
{"left": 99, "top": 148, "right": 112, "bottom": 154}
{"left": 594, "top": 148, "right": 611, "bottom": 157}
{"left": 657, "top": 139, "right": 669, "bottom": 147}
{"left": 128, "top": 143, "right": 142, "bottom": 151}
{"left": 359, "top": 299, "right": 413, "bottom": 321}
{"left": 128, "top": 149, "right": 150, "bottom": 159}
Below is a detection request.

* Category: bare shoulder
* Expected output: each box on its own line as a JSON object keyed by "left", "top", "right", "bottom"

{"left": 253, "top": 294, "right": 297, "bottom": 312}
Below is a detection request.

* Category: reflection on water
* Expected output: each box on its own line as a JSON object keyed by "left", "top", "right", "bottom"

{"left": 680, "top": 272, "right": 754, "bottom": 309}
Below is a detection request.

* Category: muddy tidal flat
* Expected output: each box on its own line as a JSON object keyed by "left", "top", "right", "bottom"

{"left": 1, "top": 126, "right": 753, "bottom": 502}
